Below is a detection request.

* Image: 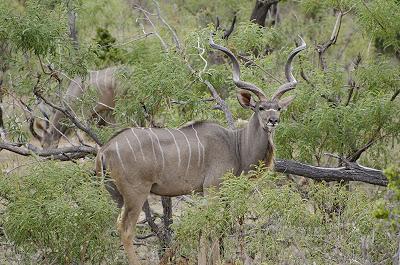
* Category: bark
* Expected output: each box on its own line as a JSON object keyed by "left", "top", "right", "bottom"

{"left": 250, "top": 0, "right": 279, "bottom": 27}
{"left": 317, "top": 11, "right": 343, "bottom": 71}
{"left": 68, "top": 9, "right": 78, "bottom": 49}
{"left": 0, "top": 83, "right": 4, "bottom": 137}
{"left": 161, "top": 196, "right": 173, "bottom": 248}
{"left": 274, "top": 159, "right": 389, "bottom": 186}
{"left": 0, "top": 142, "right": 96, "bottom": 160}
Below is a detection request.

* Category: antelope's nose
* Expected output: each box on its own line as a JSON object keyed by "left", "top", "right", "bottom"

{"left": 267, "top": 118, "right": 279, "bottom": 126}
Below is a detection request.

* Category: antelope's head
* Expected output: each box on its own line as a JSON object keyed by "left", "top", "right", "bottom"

{"left": 29, "top": 107, "right": 59, "bottom": 149}
{"left": 210, "top": 33, "right": 306, "bottom": 133}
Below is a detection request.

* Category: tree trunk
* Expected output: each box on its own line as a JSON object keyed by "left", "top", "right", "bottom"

{"left": 250, "top": 0, "right": 279, "bottom": 27}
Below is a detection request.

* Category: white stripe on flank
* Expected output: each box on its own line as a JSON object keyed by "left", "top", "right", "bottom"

{"left": 115, "top": 142, "right": 126, "bottom": 172}
{"left": 165, "top": 128, "right": 181, "bottom": 168}
{"left": 143, "top": 128, "right": 158, "bottom": 165}
{"left": 192, "top": 125, "right": 204, "bottom": 168}
{"left": 149, "top": 128, "right": 165, "bottom": 171}
{"left": 131, "top": 128, "right": 145, "bottom": 161}
{"left": 125, "top": 135, "right": 137, "bottom": 161}
{"left": 177, "top": 129, "right": 191, "bottom": 176}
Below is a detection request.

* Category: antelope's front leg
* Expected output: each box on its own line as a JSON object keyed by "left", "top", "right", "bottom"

{"left": 117, "top": 183, "right": 152, "bottom": 265}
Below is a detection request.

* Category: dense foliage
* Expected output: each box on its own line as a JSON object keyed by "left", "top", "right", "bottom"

{"left": 0, "top": 162, "right": 118, "bottom": 264}
{"left": 0, "top": 0, "right": 399, "bottom": 263}
{"left": 174, "top": 165, "right": 396, "bottom": 264}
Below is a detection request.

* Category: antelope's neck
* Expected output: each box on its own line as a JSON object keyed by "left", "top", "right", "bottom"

{"left": 236, "top": 114, "right": 275, "bottom": 174}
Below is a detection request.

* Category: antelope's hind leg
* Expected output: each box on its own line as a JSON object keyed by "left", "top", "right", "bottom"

{"left": 117, "top": 183, "right": 152, "bottom": 265}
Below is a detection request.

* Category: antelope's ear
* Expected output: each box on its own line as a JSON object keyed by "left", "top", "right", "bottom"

{"left": 237, "top": 90, "right": 256, "bottom": 110}
{"left": 278, "top": 95, "right": 295, "bottom": 110}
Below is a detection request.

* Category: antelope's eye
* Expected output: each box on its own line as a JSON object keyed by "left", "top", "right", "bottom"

{"left": 277, "top": 107, "right": 281, "bottom": 111}
{"left": 259, "top": 106, "right": 264, "bottom": 111}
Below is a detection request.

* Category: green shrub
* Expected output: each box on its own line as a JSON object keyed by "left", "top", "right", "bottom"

{"left": 0, "top": 162, "right": 119, "bottom": 264}
{"left": 374, "top": 166, "right": 400, "bottom": 226}
{"left": 174, "top": 165, "right": 396, "bottom": 264}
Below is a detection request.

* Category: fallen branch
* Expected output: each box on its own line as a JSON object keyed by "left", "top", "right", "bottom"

{"left": 274, "top": 159, "right": 389, "bottom": 186}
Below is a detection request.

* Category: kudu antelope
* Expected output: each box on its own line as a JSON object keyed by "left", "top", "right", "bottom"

{"left": 30, "top": 66, "right": 118, "bottom": 148}
{"left": 95, "top": 35, "right": 306, "bottom": 265}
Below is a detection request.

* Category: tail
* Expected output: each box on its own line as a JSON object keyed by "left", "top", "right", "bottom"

{"left": 95, "top": 152, "right": 124, "bottom": 208}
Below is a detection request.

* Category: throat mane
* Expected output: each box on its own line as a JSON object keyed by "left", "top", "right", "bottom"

{"left": 264, "top": 134, "right": 275, "bottom": 168}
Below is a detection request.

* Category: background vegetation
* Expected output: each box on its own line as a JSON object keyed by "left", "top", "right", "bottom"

{"left": 0, "top": 0, "right": 399, "bottom": 264}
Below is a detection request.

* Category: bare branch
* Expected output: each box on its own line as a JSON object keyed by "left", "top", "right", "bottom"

{"left": 336, "top": 30, "right": 354, "bottom": 60}
{"left": 360, "top": 0, "right": 386, "bottom": 32}
{"left": 0, "top": 141, "right": 96, "bottom": 161}
{"left": 204, "top": 80, "right": 235, "bottom": 130}
{"left": 33, "top": 74, "right": 103, "bottom": 146}
{"left": 238, "top": 54, "right": 284, "bottom": 85}
{"left": 345, "top": 54, "right": 362, "bottom": 106}
{"left": 316, "top": 11, "right": 345, "bottom": 71}
{"left": 195, "top": 37, "right": 235, "bottom": 129}
{"left": 112, "top": 32, "right": 154, "bottom": 48}
{"left": 223, "top": 15, "right": 237, "bottom": 40}
{"left": 391, "top": 89, "right": 400, "bottom": 101}
{"left": 152, "top": 0, "right": 181, "bottom": 51}
{"left": 134, "top": 6, "right": 168, "bottom": 52}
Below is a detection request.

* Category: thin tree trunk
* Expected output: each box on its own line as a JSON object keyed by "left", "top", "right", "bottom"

{"left": 67, "top": 2, "right": 78, "bottom": 49}
{"left": 250, "top": 0, "right": 279, "bottom": 27}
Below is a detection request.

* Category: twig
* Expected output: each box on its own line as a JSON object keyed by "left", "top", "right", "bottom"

{"left": 390, "top": 89, "right": 399, "bottom": 101}
{"left": 238, "top": 54, "right": 283, "bottom": 84}
{"left": 8, "top": 92, "right": 75, "bottom": 146}
{"left": 134, "top": 6, "right": 168, "bottom": 52}
{"left": 152, "top": 0, "right": 181, "bottom": 51}
{"left": 346, "top": 127, "right": 385, "bottom": 162}
{"left": 136, "top": 233, "right": 156, "bottom": 240}
{"left": 360, "top": 0, "right": 386, "bottom": 31}
{"left": 112, "top": 32, "right": 154, "bottom": 48}
{"left": 336, "top": 30, "right": 354, "bottom": 60}
{"left": 300, "top": 68, "right": 315, "bottom": 88}
{"left": 4, "top": 158, "right": 47, "bottom": 175}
